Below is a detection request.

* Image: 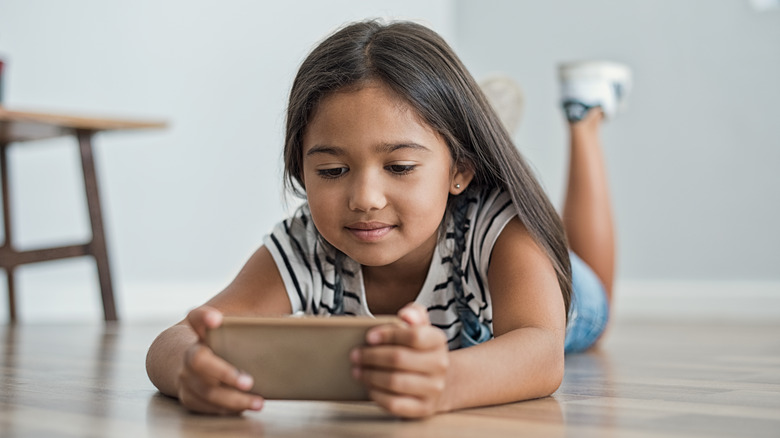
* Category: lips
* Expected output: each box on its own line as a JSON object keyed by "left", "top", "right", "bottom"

{"left": 345, "top": 221, "right": 396, "bottom": 242}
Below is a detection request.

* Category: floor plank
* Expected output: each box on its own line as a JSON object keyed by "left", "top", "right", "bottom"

{"left": 1, "top": 319, "right": 778, "bottom": 437}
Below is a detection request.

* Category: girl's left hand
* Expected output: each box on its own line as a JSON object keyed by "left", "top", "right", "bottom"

{"left": 350, "top": 303, "right": 450, "bottom": 418}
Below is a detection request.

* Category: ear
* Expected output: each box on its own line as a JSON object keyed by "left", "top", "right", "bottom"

{"left": 450, "top": 160, "right": 475, "bottom": 195}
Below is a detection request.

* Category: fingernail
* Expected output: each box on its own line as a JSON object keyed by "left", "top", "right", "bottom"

{"left": 237, "top": 373, "right": 253, "bottom": 390}
{"left": 205, "top": 311, "right": 222, "bottom": 327}
{"left": 367, "top": 330, "right": 381, "bottom": 344}
{"left": 350, "top": 348, "right": 360, "bottom": 363}
{"left": 410, "top": 308, "right": 425, "bottom": 323}
{"left": 399, "top": 308, "right": 418, "bottom": 324}
{"left": 351, "top": 367, "right": 361, "bottom": 379}
{"left": 250, "top": 398, "right": 263, "bottom": 411}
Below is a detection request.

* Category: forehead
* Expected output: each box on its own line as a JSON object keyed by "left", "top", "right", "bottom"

{"left": 303, "top": 82, "right": 444, "bottom": 153}
{"left": 319, "top": 81, "right": 411, "bottom": 114}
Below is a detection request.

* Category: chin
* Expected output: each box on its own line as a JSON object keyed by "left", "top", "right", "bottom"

{"left": 349, "top": 255, "right": 397, "bottom": 267}
{"left": 342, "top": 248, "right": 400, "bottom": 267}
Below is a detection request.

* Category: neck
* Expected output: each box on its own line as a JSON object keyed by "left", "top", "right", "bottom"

{"left": 362, "top": 235, "right": 438, "bottom": 315}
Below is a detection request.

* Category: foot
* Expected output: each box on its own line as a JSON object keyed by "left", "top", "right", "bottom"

{"left": 559, "top": 61, "right": 631, "bottom": 122}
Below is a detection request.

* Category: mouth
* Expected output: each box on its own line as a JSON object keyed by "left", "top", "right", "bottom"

{"left": 345, "top": 221, "right": 396, "bottom": 242}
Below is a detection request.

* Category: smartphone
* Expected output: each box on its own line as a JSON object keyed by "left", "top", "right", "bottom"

{"left": 206, "top": 315, "right": 402, "bottom": 401}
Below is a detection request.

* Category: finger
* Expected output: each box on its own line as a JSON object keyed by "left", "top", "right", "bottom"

{"left": 179, "top": 381, "right": 263, "bottom": 415}
{"left": 185, "top": 343, "right": 255, "bottom": 392}
{"left": 366, "top": 324, "right": 447, "bottom": 350}
{"left": 183, "top": 376, "right": 264, "bottom": 414}
{"left": 186, "top": 306, "right": 223, "bottom": 340}
{"left": 178, "top": 385, "right": 240, "bottom": 415}
{"left": 355, "top": 367, "right": 444, "bottom": 398}
{"left": 397, "top": 302, "right": 430, "bottom": 327}
{"left": 180, "top": 346, "right": 264, "bottom": 413}
{"left": 369, "top": 389, "right": 434, "bottom": 419}
{"left": 353, "top": 344, "right": 448, "bottom": 374}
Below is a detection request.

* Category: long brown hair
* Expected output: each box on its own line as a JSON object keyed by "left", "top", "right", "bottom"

{"left": 283, "top": 20, "right": 572, "bottom": 320}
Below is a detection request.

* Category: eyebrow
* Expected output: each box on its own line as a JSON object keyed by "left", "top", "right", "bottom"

{"left": 305, "top": 142, "right": 431, "bottom": 157}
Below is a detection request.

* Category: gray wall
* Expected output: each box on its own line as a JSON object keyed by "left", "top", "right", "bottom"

{"left": 0, "top": 0, "right": 454, "bottom": 321}
{"left": 455, "top": 0, "right": 780, "bottom": 281}
{"left": 0, "top": 0, "right": 777, "bottom": 322}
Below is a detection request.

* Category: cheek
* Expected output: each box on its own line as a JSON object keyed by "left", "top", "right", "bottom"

{"left": 397, "top": 172, "right": 451, "bottom": 218}
{"left": 305, "top": 185, "right": 337, "bottom": 223}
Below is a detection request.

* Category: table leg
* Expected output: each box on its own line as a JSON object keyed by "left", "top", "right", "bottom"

{"left": 76, "top": 130, "right": 118, "bottom": 321}
{"left": 0, "top": 142, "right": 16, "bottom": 322}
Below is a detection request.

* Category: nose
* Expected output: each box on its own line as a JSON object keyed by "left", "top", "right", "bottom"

{"left": 348, "top": 170, "right": 387, "bottom": 212}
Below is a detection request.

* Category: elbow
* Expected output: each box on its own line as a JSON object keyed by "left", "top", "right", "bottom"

{"left": 536, "top": 337, "right": 566, "bottom": 398}
{"left": 536, "top": 352, "right": 564, "bottom": 398}
{"left": 547, "top": 354, "right": 565, "bottom": 396}
{"left": 145, "top": 335, "right": 166, "bottom": 393}
{"left": 145, "top": 329, "right": 183, "bottom": 398}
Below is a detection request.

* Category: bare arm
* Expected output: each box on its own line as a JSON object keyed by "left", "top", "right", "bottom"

{"left": 352, "top": 217, "right": 565, "bottom": 417}
{"left": 145, "top": 245, "right": 292, "bottom": 413}
{"left": 442, "top": 217, "right": 566, "bottom": 410}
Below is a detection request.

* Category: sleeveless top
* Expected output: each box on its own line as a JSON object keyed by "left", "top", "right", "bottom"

{"left": 264, "top": 188, "right": 516, "bottom": 349}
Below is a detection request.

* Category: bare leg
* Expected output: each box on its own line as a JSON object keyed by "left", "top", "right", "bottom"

{"left": 562, "top": 109, "right": 615, "bottom": 302}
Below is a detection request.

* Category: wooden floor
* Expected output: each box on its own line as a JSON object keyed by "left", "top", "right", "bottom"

{"left": 1, "top": 318, "right": 778, "bottom": 437}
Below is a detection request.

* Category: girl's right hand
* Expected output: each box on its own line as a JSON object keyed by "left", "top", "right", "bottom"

{"left": 177, "top": 306, "right": 265, "bottom": 415}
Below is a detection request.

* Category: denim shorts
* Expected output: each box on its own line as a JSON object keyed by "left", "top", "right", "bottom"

{"left": 564, "top": 252, "right": 609, "bottom": 353}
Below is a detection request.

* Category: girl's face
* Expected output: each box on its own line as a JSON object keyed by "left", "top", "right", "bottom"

{"left": 302, "top": 82, "right": 472, "bottom": 269}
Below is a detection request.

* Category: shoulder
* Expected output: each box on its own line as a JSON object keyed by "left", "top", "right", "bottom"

{"left": 269, "top": 203, "right": 315, "bottom": 242}
{"left": 265, "top": 203, "right": 321, "bottom": 265}
{"left": 488, "top": 217, "right": 565, "bottom": 335}
{"left": 465, "top": 188, "right": 517, "bottom": 273}
{"left": 471, "top": 187, "right": 514, "bottom": 221}
{"left": 490, "top": 218, "right": 547, "bottom": 268}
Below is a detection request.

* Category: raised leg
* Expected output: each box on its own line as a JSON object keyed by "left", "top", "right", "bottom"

{"left": 562, "top": 110, "right": 615, "bottom": 300}
{"left": 77, "top": 130, "right": 118, "bottom": 321}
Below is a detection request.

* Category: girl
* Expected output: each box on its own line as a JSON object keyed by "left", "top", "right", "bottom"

{"left": 146, "top": 20, "right": 626, "bottom": 419}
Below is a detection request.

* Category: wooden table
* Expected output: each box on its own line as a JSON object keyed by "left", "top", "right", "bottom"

{"left": 1, "top": 318, "right": 778, "bottom": 437}
{"left": 0, "top": 108, "right": 166, "bottom": 322}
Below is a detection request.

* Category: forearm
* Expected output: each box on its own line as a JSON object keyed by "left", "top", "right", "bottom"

{"left": 145, "top": 323, "right": 197, "bottom": 398}
{"left": 440, "top": 327, "right": 564, "bottom": 412}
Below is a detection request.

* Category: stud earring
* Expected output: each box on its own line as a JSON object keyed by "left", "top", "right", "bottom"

{"left": 455, "top": 184, "right": 461, "bottom": 189}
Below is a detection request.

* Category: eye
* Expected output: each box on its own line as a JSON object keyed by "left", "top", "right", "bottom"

{"left": 317, "top": 167, "right": 348, "bottom": 179}
{"left": 386, "top": 164, "right": 416, "bottom": 175}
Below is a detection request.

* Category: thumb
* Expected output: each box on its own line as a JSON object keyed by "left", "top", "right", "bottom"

{"left": 186, "top": 305, "right": 223, "bottom": 340}
{"left": 398, "top": 302, "right": 430, "bottom": 327}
